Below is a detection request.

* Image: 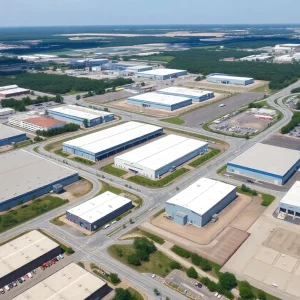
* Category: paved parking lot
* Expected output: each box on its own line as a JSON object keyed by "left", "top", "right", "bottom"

{"left": 262, "top": 134, "right": 300, "bottom": 150}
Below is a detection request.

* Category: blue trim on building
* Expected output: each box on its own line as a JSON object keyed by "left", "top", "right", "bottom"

{"left": 0, "top": 133, "right": 27, "bottom": 147}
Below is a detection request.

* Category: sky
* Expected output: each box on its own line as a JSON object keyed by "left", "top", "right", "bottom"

{"left": 2, "top": 0, "right": 300, "bottom": 27}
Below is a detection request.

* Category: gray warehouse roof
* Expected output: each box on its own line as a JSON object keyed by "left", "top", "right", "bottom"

{"left": 228, "top": 143, "right": 300, "bottom": 177}
{"left": 0, "top": 230, "right": 59, "bottom": 280}
{"left": 0, "top": 150, "right": 78, "bottom": 204}
{"left": 13, "top": 263, "right": 107, "bottom": 300}
{"left": 0, "top": 124, "right": 26, "bottom": 140}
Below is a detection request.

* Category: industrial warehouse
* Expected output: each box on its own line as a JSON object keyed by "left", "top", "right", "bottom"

{"left": 0, "top": 230, "right": 61, "bottom": 287}
{"left": 126, "top": 65, "right": 152, "bottom": 73}
{"left": 0, "top": 85, "right": 30, "bottom": 98}
{"left": 157, "top": 87, "right": 215, "bottom": 102}
{"left": 13, "top": 263, "right": 109, "bottom": 300}
{"left": 66, "top": 191, "right": 133, "bottom": 231}
{"left": 136, "top": 68, "right": 187, "bottom": 80}
{"left": 207, "top": 74, "right": 254, "bottom": 86}
{"left": 127, "top": 92, "right": 192, "bottom": 111}
{"left": 63, "top": 121, "right": 163, "bottom": 161}
{"left": 227, "top": 143, "right": 300, "bottom": 185}
{"left": 165, "top": 178, "right": 237, "bottom": 227}
{"left": 279, "top": 181, "right": 300, "bottom": 216}
{"left": 0, "top": 107, "right": 14, "bottom": 118}
{"left": 0, "top": 150, "right": 78, "bottom": 211}
{"left": 48, "top": 105, "right": 115, "bottom": 127}
{"left": 114, "top": 134, "right": 208, "bottom": 178}
{"left": 0, "top": 124, "right": 27, "bottom": 146}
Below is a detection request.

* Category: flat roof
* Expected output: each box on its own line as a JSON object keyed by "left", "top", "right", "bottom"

{"left": 0, "top": 108, "right": 14, "bottom": 113}
{"left": 13, "top": 263, "right": 106, "bottom": 300}
{"left": 166, "top": 178, "right": 236, "bottom": 215}
{"left": 228, "top": 143, "right": 300, "bottom": 177}
{"left": 128, "top": 92, "right": 191, "bottom": 106}
{"left": 0, "top": 230, "right": 59, "bottom": 279}
{"left": 208, "top": 74, "right": 253, "bottom": 81}
{"left": 63, "top": 121, "right": 162, "bottom": 155}
{"left": 48, "top": 105, "right": 113, "bottom": 121}
{"left": 67, "top": 191, "right": 131, "bottom": 223}
{"left": 0, "top": 124, "right": 26, "bottom": 140}
{"left": 158, "top": 87, "right": 213, "bottom": 97}
{"left": 0, "top": 150, "right": 78, "bottom": 203}
{"left": 0, "top": 85, "right": 18, "bottom": 91}
{"left": 137, "top": 68, "right": 186, "bottom": 76}
{"left": 126, "top": 65, "right": 151, "bottom": 70}
{"left": 24, "top": 117, "right": 66, "bottom": 127}
{"left": 280, "top": 181, "right": 300, "bottom": 207}
{"left": 115, "top": 134, "right": 207, "bottom": 171}
{"left": 0, "top": 88, "right": 30, "bottom": 95}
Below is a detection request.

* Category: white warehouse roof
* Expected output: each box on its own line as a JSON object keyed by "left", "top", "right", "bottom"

{"left": 126, "top": 65, "right": 150, "bottom": 70}
{"left": 0, "top": 85, "right": 18, "bottom": 91}
{"left": 280, "top": 181, "right": 300, "bottom": 207}
{"left": 63, "top": 121, "right": 162, "bottom": 155}
{"left": 228, "top": 143, "right": 300, "bottom": 177}
{"left": 128, "top": 92, "right": 191, "bottom": 106}
{"left": 0, "top": 124, "right": 25, "bottom": 140}
{"left": 67, "top": 191, "right": 131, "bottom": 223}
{"left": 48, "top": 105, "right": 113, "bottom": 121}
{"left": 166, "top": 178, "right": 236, "bottom": 215}
{"left": 0, "top": 88, "right": 29, "bottom": 95}
{"left": 158, "top": 87, "right": 213, "bottom": 97}
{"left": 115, "top": 134, "right": 207, "bottom": 171}
{"left": 137, "top": 68, "right": 186, "bottom": 76}
{"left": 208, "top": 74, "right": 253, "bottom": 81}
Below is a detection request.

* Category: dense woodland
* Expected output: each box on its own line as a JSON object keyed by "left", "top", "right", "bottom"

{"left": 0, "top": 73, "right": 133, "bottom": 94}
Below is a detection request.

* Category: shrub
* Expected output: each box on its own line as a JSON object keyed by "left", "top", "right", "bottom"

{"left": 186, "top": 267, "right": 198, "bottom": 279}
{"left": 257, "top": 290, "right": 267, "bottom": 300}
{"left": 113, "top": 288, "right": 135, "bottom": 300}
{"left": 169, "top": 261, "right": 182, "bottom": 270}
{"left": 110, "top": 273, "right": 121, "bottom": 285}
{"left": 219, "top": 272, "right": 237, "bottom": 291}
{"left": 133, "top": 237, "right": 156, "bottom": 254}
{"left": 127, "top": 254, "right": 141, "bottom": 266}
{"left": 239, "top": 281, "right": 254, "bottom": 300}
{"left": 116, "top": 248, "right": 123, "bottom": 257}
{"left": 191, "top": 253, "right": 212, "bottom": 271}
{"left": 171, "top": 245, "right": 191, "bottom": 258}
{"left": 136, "top": 250, "right": 150, "bottom": 262}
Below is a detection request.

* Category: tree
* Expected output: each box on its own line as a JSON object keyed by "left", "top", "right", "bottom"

{"left": 133, "top": 237, "right": 156, "bottom": 255}
{"left": 257, "top": 291, "right": 266, "bottom": 300}
{"left": 141, "top": 82, "right": 145, "bottom": 87}
{"left": 55, "top": 94, "right": 64, "bottom": 103}
{"left": 219, "top": 272, "right": 237, "bottom": 291}
{"left": 76, "top": 95, "right": 81, "bottom": 100}
{"left": 110, "top": 273, "right": 121, "bottom": 284}
{"left": 34, "top": 136, "right": 43, "bottom": 142}
{"left": 127, "top": 254, "right": 141, "bottom": 266}
{"left": 239, "top": 281, "right": 254, "bottom": 300}
{"left": 186, "top": 267, "right": 198, "bottom": 279}
{"left": 83, "top": 119, "right": 89, "bottom": 128}
{"left": 169, "top": 261, "right": 182, "bottom": 270}
{"left": 113, "top": 288, "right": 135, "bottom": 300}
{"left": 245, "top": 134, "right": 250, "bottom": 140}
{"left": 195, "top": 76, "right": 203, "bottom": 81}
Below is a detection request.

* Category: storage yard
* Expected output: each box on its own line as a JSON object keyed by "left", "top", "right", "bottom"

{"left": 0, "top": 124, "right": 27, "bottom": 147}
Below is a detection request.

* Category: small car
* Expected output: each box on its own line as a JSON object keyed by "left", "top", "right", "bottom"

{"left": 0, "top": 288, "right": 4, "bottom": 294}
{"left": 12, "top": 281, "right": 17, "bottom": 287}
{"left": 18, "top": 278, "right": 23, "bottom": 283}
{"left": 27, "top": 272, "right": 33, "bottom": 278}
{"left": 4, "top": 285, "right": 10, "bottom": 291}
{"left": 8, "top": 283, "right": 13, "bottom": 289}
{"left": 21, "top": 277, "right": 25, "bottom": 282}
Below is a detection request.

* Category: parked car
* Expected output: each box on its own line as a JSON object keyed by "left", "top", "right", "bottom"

{"left": 214, "top": 292, "right": 219, "bottom": 297}
{"left": 247, "top": 179, "right": 254, "bottom": 183}
{"left": 195, "top": 282, "right": 202, "bottom": 288}
{"left": 59, "top": 254, "right": 64, "bottom": 259}
{"left": 21, "top": 277, "right": 25, "bottom": 282}
{"left": 12, "top": 281, "right": 17, "bottom": 287}
{"left": 4, "top": 285, "right": 10, "bottom": 291}
{"left": 18, "top": 278, "right": 23, "bottom": 283}
{"left": 27, "top": 272, "right": 33, "bottom": 278}
{"left": 0, "top": 288, "right": 4, "bottom": 294}
{"left": 8, "top": 283, "right": 13, "bottom": 289}
{"left": 56, "top": 256, "right": 61, "bottom": 261}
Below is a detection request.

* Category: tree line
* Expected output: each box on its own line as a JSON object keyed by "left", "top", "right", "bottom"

{"left": 281, "top": 111, "right": 300, "bottom": 134}
{"left": 36, "top": 123, "right": 80, "bottom": 137}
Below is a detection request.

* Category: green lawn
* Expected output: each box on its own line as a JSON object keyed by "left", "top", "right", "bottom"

{"left": 101, "top": 163, "right": 127, "bottom": 177}
{"left": 0, "top": 196, "right": 68, "bottom": 234}
{"left": 133, "top": 229, "right": 165, "bottom": 245}
{"left": 50, "top": 214, "right": 65, "bottom": 226}
{"left": 128, "top": 287, "right": 144, "bottom": 300}
{"left": 237, "top": 186, "right": 275, "bottom": 207}
{"left": 72, "top": 156, "right": 95, "bottom": 165}
{"left": 161, "top": 116, "right": 185, "bottom": 125}
{"left": 188, "top": 149, "right": 221, "bottom": 168}
{"left": 54, "top": 148, "right": 69, "bottom": 158}
{"left": 217, "top": 165, "right": 227, "bottom": 174}
{"left": 135, "top": 55, "right": 175, "bottom": 62}
{"left": 128, "top": 168, "right": 189, "bottom": 188}
{"left": 108, "top": 244, "right": 174, "bottom": 277}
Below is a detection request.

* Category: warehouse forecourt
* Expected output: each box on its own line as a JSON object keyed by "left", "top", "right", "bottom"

{"left": 114, "top": 134, "right": 208, "bottom": 179}
{"left": 0, "top": 150, "right": 79, "bottom": 211}
{"left": 227, "top": 143, "right": 300, "bottom": 185}
{"left": 0, "top": 230, "right": 61, "bottom": 287}
{"left": 127, "top": 92, "right": 192, "bottom": 111}
{"left": 0, "top": 124, "right": 27, "bottom": 146}
{"left": 48, "top": 105, "right": 115, "bottom": 127}
{"left": 66, "top": 191, "right": 133, "bottom": 231}
{"left": 137, "top": 68, "right": 187, "bottom": 80}
{"left": 207, "top": 74, "right": 254, "bottom": 86}
{"left": 13, "top": 263, "right": 109, "bottom": 300}
{"left": 63, "top": 121, "right": 163, "bottom": 162}
{"left": 157, "top": 87, "right": 215, "bottom": 102}
{"left": 279, "top": 181, "right": 300, "bottom": 216}
{"left": 166, "top": 178, "right": 237, "bottom": 227}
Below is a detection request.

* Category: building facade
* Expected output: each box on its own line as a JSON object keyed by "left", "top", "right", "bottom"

{"left": 279, "top": 181, "right": 300, "bottom": 217}
{"left": 207, "top": 74, "right": 254, "bottom": 86}
{"left": 0, "top": 108, "right": 14, "bottom": 118}
{"left": 0, "top": 124, "right": 27, "bottom": 147}
{"left": 137, "top": 68, "right": 187, "bottom": 80}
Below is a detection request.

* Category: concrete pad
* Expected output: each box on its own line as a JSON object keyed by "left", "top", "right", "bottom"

{"left": 286, "top": 276, "right": 300, "bottom": 298}
{"left": 243, "top": 259, "right": 271, "bottom": 281}
{"left": 274, "top": 254, "right": 298, "bottom": 273}
{"left": 292, "top": 261, "right": 300, "bottom": 276}
{"left": 263, "top": 267, "right": 291, "bottom": 290}
{"left": 254, "top": 246, "right": 279, "bottom": 265}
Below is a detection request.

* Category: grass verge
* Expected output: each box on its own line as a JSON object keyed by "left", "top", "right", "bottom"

{"left": 131, "top": 229, "right": 165, "bottom": 245}
{"left": 237, "top": 186, "right": 275, "bottom": 207}
{"left": 161, "top": 116, "right": 185, "bottom": 125}
{"left": 101, "top": 163, "right": 128, "bottom": 177}
{"left": 128, "top": 287, "right": 144, "bottom": 300}
{"left": 90, "top": 263, "right": 121, "bottom": 286}
{"left": 50, "top": 214, "right": 65, "bottom": 226}
{"left": 72, "top": 156, "right": 95, "bottom": 165}
{"left": 188, "top": 149, "right": 221, "bottom": 168}
{"left": 217, "top": 165, "right": 226, "bottom": 174}
{"left": 54, "top": 148, "right": 69, "bottom": 158}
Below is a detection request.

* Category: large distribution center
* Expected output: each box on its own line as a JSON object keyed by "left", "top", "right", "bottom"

{"left": 207, "top": 74, "right": 254, "bottom": 86}
{"left": 0, "top": 150, "right": 79, "bottom": 211}
{"left": 127, "top": 92, "right": 192, "bottom": 111}
{"left": 0, "top": 85, "right": 30, "bottom": 98}
{"left": 63, "top": 121, "right": 163, "bottom": 162}
{"left": 48, "top": 105, "right": 114, "bottom": 127}
{"left": 0, "top": 230, "right": 61, "bottom": 287}
{"left": 66, "top": 191, "right": 133, "bottom": 231}
{"left": 115, "top": 134, "right": 208, "bottom": 178}
{"left": 279, "top": 181, "right": 300, "bottom": 216}
{"left": 137, "top": 68, "right": 187, "bottom": 80}
{"left": 13, "top": 263, "right": 109, "bottom": 300}
{"left": 227, "top": 143, "right": 300, "bottom": 185}
{"left": 126, "top": 65, "right": 152, "bottom": 73}
{"left": 166, "top": 178, "right": 236, "bottom": 227}
{"left": 0, "top": 124, "right": 27, "bottom": 146}
{"left": 157, "top": 87, "right": 214, "bottom": 102}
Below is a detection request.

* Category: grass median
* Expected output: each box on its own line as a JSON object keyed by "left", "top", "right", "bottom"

{"left": 161, "top": 116, "right": 185, "bottom": 125}
{"left": 100, "top": 163, "right": 128, "bottom": 177}
{"left": 188, "top": 148, "right": 221, "bottom": 168}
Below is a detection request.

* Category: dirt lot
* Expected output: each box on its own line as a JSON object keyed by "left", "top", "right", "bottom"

{"left": 58, "top": 179, "right": 93, "bottom": 201}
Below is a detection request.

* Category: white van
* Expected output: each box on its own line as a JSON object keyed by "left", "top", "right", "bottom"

{"left": 219, "top": 104, "right": 225, "bottom": 107}
{"left": 111, "top": 221, "right": 117, "bottom": 225}
{"left": 104, "top": 224, "right": 110, "bottom": 229}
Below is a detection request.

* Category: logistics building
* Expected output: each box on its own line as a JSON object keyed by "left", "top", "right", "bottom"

{"left": 157, "top": 87, "right": 214, "bottom": 102}
{"left": 115, "top": 134, "right": 208, "bottom": 178}
{"left": 279, "top": 181, "right": 300, "bottom": 216}
{"left": 126, "top": 65, "right": 152, "bottom": 73}
{"left": 207, "top": 74, "right": 254, "bottom": 86}
{"left": 0, "top": 150, "right": 78, "bottom": 211}
{"left": 66, "top": 192, "right": 133, "bottom": 231}
{"left": 137, "top": 68, "right": 187, "bottom": 80}
{"left": 0, "top": 124, "right": 27, "bottom": 146}
{"left": 166, "top": 178, "right": 236, "bottom": 227}
{"left": 48, "top": 105, "right": 114, "bottom": 127}
{"left": 9, "top": 115, "right": 66, "bottom": 132}
{"left": 0, "top": 87, "right": 30, "bottom": 98}
{"left": 0, "top": 230, "right": 61, "bottom": 287}
{"left": 127, "top": 92, "right": 192, "bottom": 111}
{"left": 13, "top": 263, "right": 109, "bottom": 300}
{"left": 227, "top": 143, "right": 300, "bottom": 185}
{"left": 0, "top": 107, "right": 14, "bottom": 117}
